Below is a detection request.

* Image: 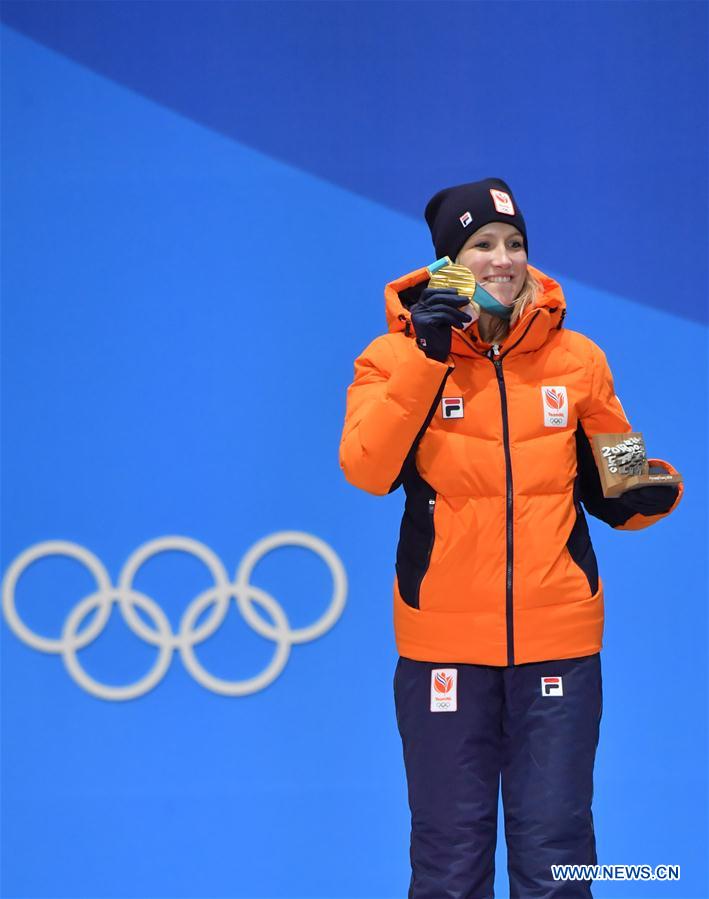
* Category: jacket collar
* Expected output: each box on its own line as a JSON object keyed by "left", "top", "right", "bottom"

{"left": 384, "top": 263, "right": 567, "bottom": 359}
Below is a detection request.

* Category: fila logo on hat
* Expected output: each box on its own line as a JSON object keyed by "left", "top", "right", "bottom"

{"left": 490, "top": 189, "right": 515, "bottom": 215}
{"left": 459, "top": 211, "right": 473, "bottom": 227}
{"left": 431, "top": 668, "right": 458, "bottom": 712}
{"left": 441, "top": 397, "right": 464, "bottom": 419}
{"left": 541, "top": 676, "right": 563, "bottom": 696}
{"left": 542, "top": 386, "right": 568, "bottom": 428}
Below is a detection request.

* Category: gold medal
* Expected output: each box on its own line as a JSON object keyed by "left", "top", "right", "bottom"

{"left": 427, "top": 256, "right": 479, "bottom": 327}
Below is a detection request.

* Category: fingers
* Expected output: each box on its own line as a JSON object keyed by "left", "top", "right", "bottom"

{"left": 422, "top": 287, "right": 458, "bottom": 294}
{"left": 422, "top": 303, "right": 472, "bottom": 318}
{"left": 436, "top": 309, "right": 473, "bottom": 325}
{"left": 415, "top": 308, "right": 472, "bottom": 326}
{"left": 419, "top": 288, "right": 471, "bottom": 308}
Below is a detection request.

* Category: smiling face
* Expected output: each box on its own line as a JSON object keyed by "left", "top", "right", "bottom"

{"left": 455, "top": 221, "right": 528, "bottom": 306}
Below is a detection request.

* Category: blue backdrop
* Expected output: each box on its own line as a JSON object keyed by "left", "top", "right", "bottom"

{"left": 1, "top": 3, "right": 707, "bottom": 898}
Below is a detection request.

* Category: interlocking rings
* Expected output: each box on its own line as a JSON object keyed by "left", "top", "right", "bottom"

{"left": 2, "top": 532, "right": 347, "bottom": 701}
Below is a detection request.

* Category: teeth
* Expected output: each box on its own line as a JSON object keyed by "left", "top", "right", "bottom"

{"left": 486, "top": 277, "right": 512, "bottom": 283}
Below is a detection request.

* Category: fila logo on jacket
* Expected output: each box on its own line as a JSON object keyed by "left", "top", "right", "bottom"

{"left": 441, "top": 386, "right": 569, "bottom": 427}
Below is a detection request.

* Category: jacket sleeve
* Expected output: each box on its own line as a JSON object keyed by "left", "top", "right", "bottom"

{"left": 576, "top": 341, "right": 683, "bottom": 530}
{"left": 339, "top": 335, "right": 452, "bottom": 496}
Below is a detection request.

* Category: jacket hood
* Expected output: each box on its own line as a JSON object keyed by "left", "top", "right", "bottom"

{"left": 383, "top": 262, "right": 567, "bottom": 358}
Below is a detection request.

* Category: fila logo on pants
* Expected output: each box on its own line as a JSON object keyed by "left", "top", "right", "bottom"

{"left": 541, "top": 676, "right": 564, "bottom": 696}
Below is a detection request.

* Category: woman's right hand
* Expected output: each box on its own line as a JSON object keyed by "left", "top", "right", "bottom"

{"left": 410, "top": 288, "right": 474, "bottom": 362}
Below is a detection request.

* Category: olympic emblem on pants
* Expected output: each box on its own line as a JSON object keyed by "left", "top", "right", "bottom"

{"left": 2, "top": 532, "right": 347, "bottom": 701}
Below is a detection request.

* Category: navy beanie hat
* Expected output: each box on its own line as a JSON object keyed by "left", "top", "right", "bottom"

{"left": 424, "top": 177, "right": 528, "bottom": 262}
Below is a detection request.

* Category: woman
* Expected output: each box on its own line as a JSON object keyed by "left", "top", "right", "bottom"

{"left": 339, "top": 178, "right": 683, "bottom": 899}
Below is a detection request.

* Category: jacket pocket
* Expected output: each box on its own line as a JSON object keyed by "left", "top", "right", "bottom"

{"left": 565, "top": 501, "right": 599, "bottom": 596}
{"left": 395, "top": 487, "right": 437, "bottom": 609}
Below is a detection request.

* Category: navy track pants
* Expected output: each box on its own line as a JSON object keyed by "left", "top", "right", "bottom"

{"left": 393, "top": 653, "right": 602, "bottom": 899}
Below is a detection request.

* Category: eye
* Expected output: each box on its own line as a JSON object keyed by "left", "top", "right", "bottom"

{"left": 474, "top": 242, "right": 489, "bottom": 248}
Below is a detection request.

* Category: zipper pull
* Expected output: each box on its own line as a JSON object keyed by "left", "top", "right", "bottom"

{"left": 492, "top": 343, "right": 501, "bottom": 356}
{"left": 428, "top": 498, "right": 436, "bottom": 513}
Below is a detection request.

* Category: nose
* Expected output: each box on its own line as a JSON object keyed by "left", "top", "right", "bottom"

{"left": 492, "top": 243, "right": 512, "bottom": 267}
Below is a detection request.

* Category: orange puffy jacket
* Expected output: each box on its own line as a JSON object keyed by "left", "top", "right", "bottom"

{"left": 339, "top": 263, "right": 683, "bottom": 666}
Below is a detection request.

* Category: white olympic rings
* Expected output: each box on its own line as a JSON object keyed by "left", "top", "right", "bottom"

{"left": 2, "top": 532, "right": 347, "bottom": 701}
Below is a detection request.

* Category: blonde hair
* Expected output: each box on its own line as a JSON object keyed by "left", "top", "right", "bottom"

{"left": 476, "top": 269, "right": 543, "bottom": 345}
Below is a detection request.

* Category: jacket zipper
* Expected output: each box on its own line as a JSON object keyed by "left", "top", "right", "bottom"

{"left": 489, "top": 342, "right": 515, "bottom": 666}
{"left": 413, "top": 496, "right": 437, "bottom": 607}
{"left": 414, "top": 366, "right": 455, "bottom": 603}
{"left": 415, "top": 365, "right": 452, "bottom": 604}
{"left": 403, "top": 366, "right": 451, "bottom": 607}
{"left": 425, "top": 495, "right": 437, "bottom": 568}
{"left": 450, "top": 309, "right": 549, "bottom": 661}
